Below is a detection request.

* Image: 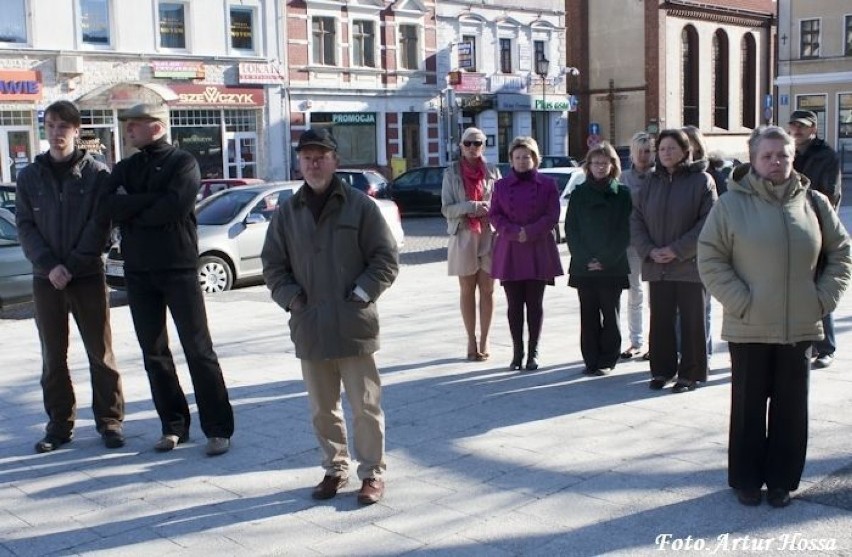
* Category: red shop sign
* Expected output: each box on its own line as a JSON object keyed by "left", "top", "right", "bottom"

{"left": 169, "top": 84, "right": 265, "bottom": 107}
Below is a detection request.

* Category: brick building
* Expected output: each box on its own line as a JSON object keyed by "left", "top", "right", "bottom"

{"left": 565, "top": 0, "right": 776, "bottom": 161}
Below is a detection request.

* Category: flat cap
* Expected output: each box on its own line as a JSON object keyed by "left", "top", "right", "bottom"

{"left": 118, "top": 103, "right": 170, "bottom": 123}
{"left": 788, "top": 110, "right": 817, "bottom": 127}
{"left": 296, "top": 128, "right": 337, "bottom": 152}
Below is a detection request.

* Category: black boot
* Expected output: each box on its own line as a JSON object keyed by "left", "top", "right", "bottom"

{"left": 526, "top": 341, "right": 539, "bottom": 370}
{"left": 510, "top": 343, "right": 524, "bottom": 370}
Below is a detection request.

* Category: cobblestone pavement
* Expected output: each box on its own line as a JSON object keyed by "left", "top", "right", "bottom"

{"left": 399, "top": 217, "right": 448, "bottom": 266}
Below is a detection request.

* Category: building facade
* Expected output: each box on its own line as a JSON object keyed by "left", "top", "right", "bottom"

{"left": 776, "top": 0, "right": 852, "bottom": 167}
{"left": 0, "top": 0, "right": 288, "bottom": 183}
{"left": 284, "top": 0, "right": 440, "bottom": 176}
{"left": 566, "top": 0, "right": 775, "bottom": 161}
{"left": 435, "top": 0, "right": 570, "bottom": 163}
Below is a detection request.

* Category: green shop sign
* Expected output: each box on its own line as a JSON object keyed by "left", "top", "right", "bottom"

{"left": 533, "top": 98, "right": 571, "bottom": 111}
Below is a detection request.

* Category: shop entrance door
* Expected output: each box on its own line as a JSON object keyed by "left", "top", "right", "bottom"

{"left": 1, "top": 128, "right": 34, "bottom": 183}
{"left": 225, "top": 132, "right": 258, "bottom": 179}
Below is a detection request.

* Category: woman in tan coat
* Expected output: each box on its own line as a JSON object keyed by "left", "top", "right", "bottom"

{"left": 441, "top": 127, "right": 501, "bottom": 360}
{"left": 698, "top": 126, "right": 851, "bottom": 508}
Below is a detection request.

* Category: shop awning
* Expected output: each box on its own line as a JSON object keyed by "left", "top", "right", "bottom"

{"left": 75, "top": 82, "right": 178, "bottom": 109}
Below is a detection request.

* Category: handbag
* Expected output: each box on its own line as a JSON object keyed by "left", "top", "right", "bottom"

{"left": 805, "top": 189, "right": 827, "bottom": 279}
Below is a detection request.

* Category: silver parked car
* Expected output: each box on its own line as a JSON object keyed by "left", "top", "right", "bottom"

{"left": 105, "top": 182, "right": 405, "bottom": 294}
{"left": 0, "top": 207, "right": 32, "bottom": 309}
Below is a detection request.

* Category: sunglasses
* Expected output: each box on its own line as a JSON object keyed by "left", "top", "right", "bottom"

{"left": 463, "top": 140, "right": 483, "bottom": 147}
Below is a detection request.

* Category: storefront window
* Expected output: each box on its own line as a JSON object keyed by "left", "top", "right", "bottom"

{"left": 159, "top": 2, "right": 187, "bottom": 49}
{"left": 311, "top": 113, "right": 377, "bottom": 166}
{"left": 78, "top": 127, "right": 114, "bottom": 166}
{"left": 497, "top": 111, "right": 512, "bottom": 163}
{"left": 80, "top": 0, "right": 110, "bottom": 46}
{"left": 839, "top": 93, "right": 852, "bottom": 173}
{"left": 230, "top": 7, "right": 254, "bottom": 51}
{"left": 172, "top": 127, "right": 223, "bottom": 179}
{"left": 0, "top": 0, "right": 27, "bottom": 43}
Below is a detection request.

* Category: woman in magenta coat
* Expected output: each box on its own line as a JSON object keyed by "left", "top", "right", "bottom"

{"left": 489, "top": 136, "right": 563, "bottom": 370}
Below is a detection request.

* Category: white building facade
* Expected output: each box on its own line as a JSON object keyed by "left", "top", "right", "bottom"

{"left": 435, "top": 0, "right": 570, "bottom": 163}
{"left": 0, "top": 0, "right": 288, "bottom": 183}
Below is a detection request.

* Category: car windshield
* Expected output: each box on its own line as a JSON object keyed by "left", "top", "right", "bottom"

{"left": 196, "top": 190, "right": 259, "bottom": 225}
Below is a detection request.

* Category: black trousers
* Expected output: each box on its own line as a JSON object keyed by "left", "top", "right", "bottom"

{"left": 728, "top": 342, "right": 810, "bottom": 492}
{"left": 648, "top": 281, "right": 707, "bottom": 383}
{"left": 126, "top": 270, "right": 234, "bottom": 439}
{"left": 502, "top": 280, "right": 546, "bottom": 346}
{"left": 577, "top": 285, "right": 622, "bottom": 370}
{"left": 33, "top": 275, "right": 124, "bottom": 438}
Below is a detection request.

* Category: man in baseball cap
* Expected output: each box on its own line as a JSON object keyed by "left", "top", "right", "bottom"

{"left": 787, "top": 109, "right": 842, "bottom": 369}
{"left": 262, "top": 125, "right": 398, "bottom": 505}
{"left": 295, "top": 127, "right": 338, "bottom": 152}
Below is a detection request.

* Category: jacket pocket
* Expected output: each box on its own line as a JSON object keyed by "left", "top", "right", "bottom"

{"left": 289, "top": 305, "right": 318, "bottom": 355}
{"left": 339, "top": 300, "right": 379, "bottom": 341}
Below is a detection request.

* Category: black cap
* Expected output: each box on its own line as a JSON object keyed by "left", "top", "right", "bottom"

{"left": 789, "top": 110, "right": 817, "bottom": 127}
{"left": 296, "top": 128, "right": 337, "bottom": 152}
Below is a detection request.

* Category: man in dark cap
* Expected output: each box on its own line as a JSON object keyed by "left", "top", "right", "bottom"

{"left": 788, "top": 109, "right": 842, "bottom": 369}
{"left": 102, "top": 103, "right": 234, "bottom": 454}
{"left": 261, "top": 128, "right": 399, "bottom": 505}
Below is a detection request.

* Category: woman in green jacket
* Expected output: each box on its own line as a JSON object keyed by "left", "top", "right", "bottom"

{"left": 698, "top": 126, "right": 851, "bottom": 508}
{"left": 565, "top": 142, "right": 632, "bottom": 375}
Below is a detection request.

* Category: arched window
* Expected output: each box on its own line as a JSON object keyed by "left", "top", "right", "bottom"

{"left": 741, "top": 33, "right": 757, "bottom": 129}
{"left": 713, "top": 29, "right": 729, "bottom": 129}
{"left": 682, "top": 26, "right": 699, "bottom": 126}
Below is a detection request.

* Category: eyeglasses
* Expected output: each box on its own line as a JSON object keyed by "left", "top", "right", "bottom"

{"left": 462, "top": 141, "right": 483, "bottom": 147}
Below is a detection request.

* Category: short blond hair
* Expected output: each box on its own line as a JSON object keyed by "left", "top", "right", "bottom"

{"left": 507, "top": 136, "right": 540, "bottom": 167}
{"left": 582, "top": 141, "right": 621, "bottom": 180}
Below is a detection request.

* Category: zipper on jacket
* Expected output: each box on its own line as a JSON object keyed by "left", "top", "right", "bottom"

{"left": 781, "top": 203, "right": 791, "bottom": 342}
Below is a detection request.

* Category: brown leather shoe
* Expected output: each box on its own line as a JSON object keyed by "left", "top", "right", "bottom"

{"left": 357, "top": 478, "right": 385, "bottom": 505}
{"left": 312, "top": 475, "right": 348, "bottom": 500}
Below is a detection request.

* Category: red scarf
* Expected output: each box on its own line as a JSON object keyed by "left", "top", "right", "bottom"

{"left": 461, "top": 158, "right": 486, "bottom": 234}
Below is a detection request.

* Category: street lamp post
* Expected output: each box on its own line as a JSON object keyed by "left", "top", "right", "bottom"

{"left": 535, "top": 54, "right": 550, "bottom": 154}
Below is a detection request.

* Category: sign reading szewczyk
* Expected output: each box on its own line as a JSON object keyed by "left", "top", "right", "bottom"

{"left": 170, "top": 84, "right": 265, "bottom": 106}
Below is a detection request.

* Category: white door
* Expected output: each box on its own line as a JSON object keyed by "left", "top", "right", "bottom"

{"left": 1, "top": 128, "right": 34, "bottom": 183}
{"left": 225, "top": 132, "right": 258, "bottom": 179}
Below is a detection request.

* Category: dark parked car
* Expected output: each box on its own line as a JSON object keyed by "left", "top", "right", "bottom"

{"left": 336, "top": 169, "right": 390, "bottom": 198}
{"left": 1, "top": 184, "right": 16, "bottom": 214}
{"left": 390, "top": 165, "right": 446, "bottom": 216}
{"left": 0, "top": 207, "right": 32, "bottom": 309}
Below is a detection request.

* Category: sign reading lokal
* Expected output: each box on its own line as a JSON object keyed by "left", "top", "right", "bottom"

{"left": 170, "top": 84, "right": 265, "bottom": 107}
{"left": 239, "top": 61, "right": 286, "bottom": 85}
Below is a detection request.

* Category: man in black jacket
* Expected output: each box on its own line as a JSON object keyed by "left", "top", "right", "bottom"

{"left": 16, "top": 100, "right": 125, "bottom": 453}
{"left": 789, "top": 109, "right": 842, "bottom": 369}
{"left": 103, "top": 103, "right": 233, "bottom": 455}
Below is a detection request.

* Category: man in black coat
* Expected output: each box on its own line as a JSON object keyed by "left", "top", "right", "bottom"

{"left": 16, "top": 100, "right": 125, "bottom": 453}
{"left": 788, "top": 109, "right": 842, "bottom": 369}
{"left": 102, "top": 103, "right": 233, "bottom": 455}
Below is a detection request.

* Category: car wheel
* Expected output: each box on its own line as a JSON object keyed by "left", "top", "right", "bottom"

{"left": 198, "top": 255, "right": 233, "bottom": 294}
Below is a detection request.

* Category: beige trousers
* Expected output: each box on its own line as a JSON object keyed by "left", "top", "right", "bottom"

{"left": 300, "top": 355, "right": 386, "bottom": 480}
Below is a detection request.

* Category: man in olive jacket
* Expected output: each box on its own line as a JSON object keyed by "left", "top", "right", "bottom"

{"left": 261, "top": 128, "right": 398, "bottom": 505}
{"left": 16, "top": 100, "right": 124, "bottom": 453}
{"left": 788, "top": 110, "right": 843, "bottom": 368}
